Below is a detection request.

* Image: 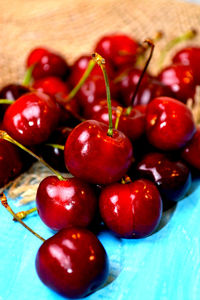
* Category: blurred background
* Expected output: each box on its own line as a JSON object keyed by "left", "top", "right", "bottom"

{"left": 1, "top": 0, "right": 200, "bottom": 86}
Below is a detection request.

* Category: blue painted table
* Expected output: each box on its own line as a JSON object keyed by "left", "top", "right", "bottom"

{"left": 0, "top": 177, "right": 200, "bottom": 300}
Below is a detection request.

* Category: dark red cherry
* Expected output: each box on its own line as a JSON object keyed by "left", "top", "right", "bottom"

{"left": 76, "top": 74, "right": 118, "bottom": 111}
{"left": 99, "top": 179, "right": 162, "bottom": 238}
{"left": 172, "top": 47, "right": 200, "bottom": 84}
{"left": 36, "top": 227, "right": 108, "bottom": 298}
{"left": 70, "top": 55, "right": 115, "bottom": 86}
{"left": 95, "top": 34, "right": 139, "bottom": 69}
{"left": 83, "top": 98, "right": 120, "bottom": 119}
{"left": 64, "top": 120, "right": 133, "bottom": 185}
{"left": 117, "top": 68, "right": 149, "bottom": 106}
{"left": 36, "top": 176, "right": 97, "bottom": 231}
{"left": 158, "top": 64, "right": 196, "bottom": 103}
{"left": 136, "top": 152, "right": 191, "bottom": 205}
{"left": 0, "top": 140, "right": 23, "bottom": 187}
{"left": 146, "top": 97, "right": 196, "bottom": 150}
{"left": 27, "top": 47, "right": 70, "bottom": 80}
{"left": 3, "top": 92, "right": 60, "bottom": 146}
{"left": 0, "top": 84, "right": 29, "bottom": 119}
{"left": 38, "top": 127, "right": 72, "bottom": 172}
{"left": 182, "top": 126, "right": 200, "bottom": 170}
{"left": 91, "top": 105, "right": 146, "bottom": 141}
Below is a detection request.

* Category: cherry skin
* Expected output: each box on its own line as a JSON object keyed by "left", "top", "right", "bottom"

{"left": 95, "top": 34, "right": 139, "bottom": 69}
{"left": 26, "top": 47, "right": 70, "bottom": 80}
{"left": 91, "top": 105, "right": 146, "bottom": 142}
{"left": 38, "top": 127, "right": 72, "bottom": 172}
{"left": 0, "top": 140, "right": 23, "bottom": 187}
{"left": 136, "top": 152, "right": 191, "bottom": 206}
{"left": 36, "top": 227, "right": 108, "bottom": 298}
{"left": 0, "top": 84, "right": 29, "bottom": 119}
{"left": 146, "top": 97, "right": 196, "bottom": 150}
{"left": 172, "top": 47, "right": 200, "bottom": 84}
{"left": 3, "top": 92, "right": 60, "bottom": 146}
{"left": 182, "top": 126, "right": 200, "bottom": 170}
{"left": 36, "top": 176, "right": 97, "bottom": 231}
{"left": 99, "top": 179, "right": 162, "bottom": 238}
{"left": 64, "top": 120, "right": 133, "bottom": 185}
{"left": 158, "top": 64, "right": 196, "bottom": 103}
{"left": 83, "top": 98, "right": 120, "bottom": 119}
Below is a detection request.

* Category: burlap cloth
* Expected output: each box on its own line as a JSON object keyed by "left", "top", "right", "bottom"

{"left": 1, "top": 0, "right": 200, "bottom": 203}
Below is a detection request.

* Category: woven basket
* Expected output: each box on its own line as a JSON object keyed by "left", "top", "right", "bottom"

{"left": 1, "top": 0, "right": 200, "bottom": 203}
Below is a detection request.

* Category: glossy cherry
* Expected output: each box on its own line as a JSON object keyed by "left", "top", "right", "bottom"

{"left": 36, "top": 227, "right": 109, "bottom": 298}
{"left": 172, "top": 46, "right": 200, "bottom": 84}
{"left": 146, "top": 97, "right": 196, "bottom": 150}
{"left": 99, "top": 179, "right": 162, "bottom": 238}
{"left": 3, "top": 92, "right": 60, "bottom": 146}
{"left": 136, "top": 152, "right": 191, "bottom": 205}
{"left": 158, "top": 64, "right": 196, "bottom": 103}
{"left": 36, "top": 176, "right": 97, "bottom": 231}
{"left": 26, "top": 47, "right": 70, "bottom": 80}
{"left": 182, "top": 126, "right": 200, "bottom": 170}
{"left": 83, "top": 98, "right": 120, "bottom": 119}
{"left": 64, "top": 120, "right": 133, "bottom": 185}
{"left": 95, "top": 34, "right": 139, "bottom": 69}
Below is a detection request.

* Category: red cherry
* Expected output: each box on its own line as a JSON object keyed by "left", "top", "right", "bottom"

{"left": 99, "top": 179, "right": 162, "bottom": 238}
{"left": 158, "top": 64, "right": 196, "bottom": 103}
{"left": 83, "top": 98, "right": 120, "bottom": 119}
{"left": 36, "top": 176, "right": 97, "bottom": 231}
{"left": 64, "top": 120, "right": 133, "bottom": 185}
{"left": 33, "top": 76, "right": 69, "bottom": 98}
{"left": 3, "top": 92, "right": 60, "bottom": 146}
{"left": 95, "top": 34, "right": 139, "bottom": 69}
{"left": 27, "top": 47, "right": 70, "bottom": 79}
{"left": 136, "top": 152, "right": 191, "bottom": 205}
{"left": 146, "top": 97, "right": 196, "bottom": 150}
{"left": 182, "top": 126, "right": 200, "bottom": 170}
{"left": 172, "top": 47, "right": 200, "bottom": 84}
{"left": 0, "top": 140, "right": 23, "bottom": 187}
{"left": 36, "top": 227, "right": 108, "bottom": 298}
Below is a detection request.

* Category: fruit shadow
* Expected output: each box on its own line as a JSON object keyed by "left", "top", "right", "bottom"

{"left": 155, "top": 203, "right": 177, "bottom": 233}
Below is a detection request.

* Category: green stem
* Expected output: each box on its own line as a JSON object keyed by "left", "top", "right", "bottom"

{"left": 0, "top": 131, "right": 65, "bottom": 181}
{"left": 23, "top": 64, "right": 35, "bottom": 86}
{"left": 45, "top": 143, "right": 65, "bottom": 150}
{"left": 159, "top": 29, "right": 197, "bottom": 69}
{"left": 126, "top": 39, "right": 155, "bottom": 115}
{"left": 0, "top": 99, "right": 14, "bottom": 105}
{"left": 13, "top": 207, "right": 37, "bottom": 221}
{"left": 92, "top": 53, "right": 113, "bottom": 137}
{"left": 66, "top": 60, "right": 96, "bottom": 101}
{"left": 1, "top": 193, "right": 45, "bottom": 242}
{"left": 114, "top": 106, "right": 123, "bottom": 130}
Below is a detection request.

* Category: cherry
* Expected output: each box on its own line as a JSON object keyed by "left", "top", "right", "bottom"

{"left": 70, "top": 55, "right": 115, "bottom": 86}
{"left": 0, "top": 84, "right": 29, "bottom": 119}
{"left": 3, "top": 92, "right": 60, "bottom": 146}
{"left": 95, "top": 34, "right": 139, "bottom": 69}
{"left": 136, "top": 152, "right": 191, "bottom": 206}
{"left": 172, "top": 46, "right": 200, "bottom": 84}
{"left": 36, "top": 176, "right": 97, "bottom": 231}
{"left": 182, "top": 126, "right": 200, "bottom": 170}
{"left": 0, "top": 140, "right": 23, "bottom": 187}
{"left": 83, "top": 97, "right": 120, "bottom": 119}
{"left": 64, "top": 120, "right": 133, "bottom": 184}
{"left": 36, "top": 227, "right": 108, "bottom": 298}
{"left": 158, "top": 64, "right": 196, "bottom": 103}
{"left": 99, "top": 179, "right": 162, "bottom": 238}
{"left": 26, "top": 47, "right": 70, "bottom": 80}
{"left": 146, "top": 97, "right": 196, "bottom": 150}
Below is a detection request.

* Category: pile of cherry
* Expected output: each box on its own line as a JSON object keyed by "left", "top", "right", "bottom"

{"left": 1, "top": 32, "right": 200, "bottom": 299}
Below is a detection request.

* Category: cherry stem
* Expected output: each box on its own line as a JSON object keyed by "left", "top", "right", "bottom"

{"left": 114, "top": 106, "right": 123, "bottom": 130}
{"left": 1, "top": 193, "right": 45, "bottom": 242}
{"left": 121, "top": 175, "right": 132, "bottom": 184}
{"left": 159, "top": 29, "right": 197, "bottom": 68}
{"left": 66, "top": 59, "right": 96, "bottom": 102}
{"left": 126, "top": 39, "right": 155, "bottom": 115}
{"left": 0, "top": 130, "right": 65, "bottom": 181}
{"left": 92, "top": 52, "right": 113, "bottom": 137}
{"left": 0, "top": 99, "right": 14, "bottom": 105}
{"left": 13, "top": 207, "right": 37, "bottom": 221}
{"left": 23, "top": 64, "right": 35, "bottom": 86}
{"left": 45, "top": 143, "right": 65, "bottom": 150}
